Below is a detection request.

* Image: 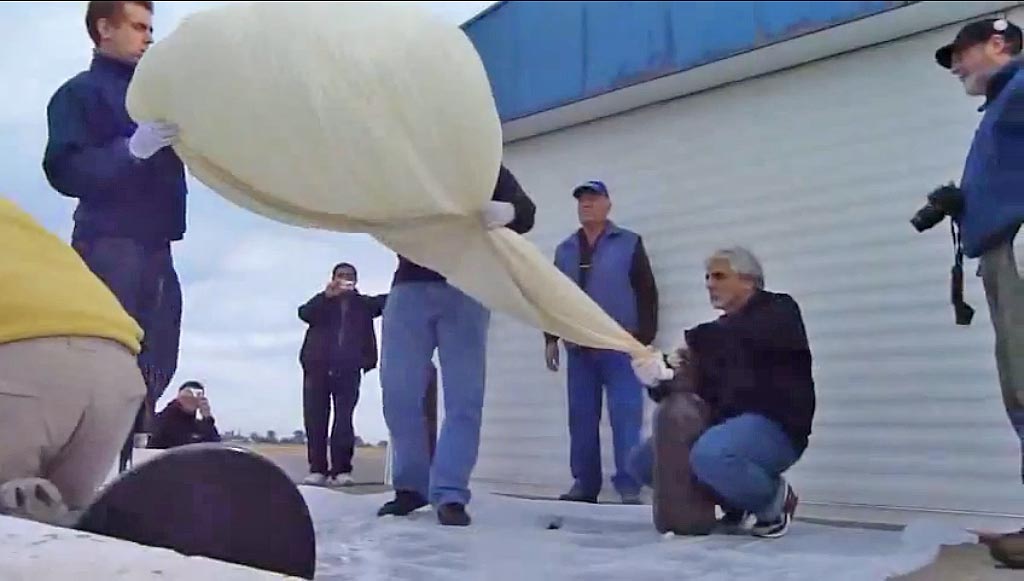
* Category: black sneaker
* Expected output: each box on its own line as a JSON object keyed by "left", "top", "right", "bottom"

{"left": 619, "top": 491, "right": 643, "bottom": 505}
{"left": 376, "top": 490, "right": 428, "bottom": 517}
{"left": 751, "top": 485, "right": 798, "bottom": 539}
{"left": 437, "top": 503, "right": 471, "bottom": 527}
{"left": 559, "top": 487, "right": 598, "bottom": 504}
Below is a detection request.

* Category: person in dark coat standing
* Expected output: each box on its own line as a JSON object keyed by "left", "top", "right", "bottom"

{"left": 148, "top": 381, "right": 221, "bottom": 450}
{"left": 631, "top": 247, "right": 815, "bottom": 539}
{"left": 42, "top": 1, "right": 187, "bottom": 472}
{"left": 299, "top": 263, "right": 386, "bottom": 487}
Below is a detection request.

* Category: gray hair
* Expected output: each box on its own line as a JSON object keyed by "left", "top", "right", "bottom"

{"left": 705, "top": 246, "right": 765, "bottom": 290}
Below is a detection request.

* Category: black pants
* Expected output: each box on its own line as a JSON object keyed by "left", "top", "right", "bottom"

{"left": 303, "top": 366, "right": 361, "bottom": 476}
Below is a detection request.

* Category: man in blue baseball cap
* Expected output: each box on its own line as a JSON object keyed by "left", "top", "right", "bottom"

{"left": 544, "top": 180, "right": 660, "bottom": 505}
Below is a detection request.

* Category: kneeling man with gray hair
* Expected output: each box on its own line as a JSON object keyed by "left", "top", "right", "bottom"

{"left": 630, "top": 247, "right": 816, "bottom": 538}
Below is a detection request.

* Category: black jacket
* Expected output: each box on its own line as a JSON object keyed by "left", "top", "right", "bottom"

{"left": 392, "top": 164, "right": 537, "bottom": 286}
{"left": 299, "top": 291, "right": 387, "bottom": 372}
{"left": 685, "top": 290, "right": 816, "bottom": 453}
{"left": 148, "top": 401, "right": 221, "bottom": 450}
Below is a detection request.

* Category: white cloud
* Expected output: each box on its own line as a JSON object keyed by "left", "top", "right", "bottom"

{"left": 3, "top": 0, "right": 494, "bottom": 442}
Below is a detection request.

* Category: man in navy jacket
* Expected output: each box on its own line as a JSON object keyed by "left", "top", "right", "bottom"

{"left": 298, "top": 263, "right": 386, "bottom": 487}
{"left": 936, "top": 17, "right": 1024, "bottom": 563}
{"left": 42, "top": 1, "right": 186, "bottom": 470}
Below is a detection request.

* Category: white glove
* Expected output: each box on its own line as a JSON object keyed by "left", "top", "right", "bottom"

{"left": 128, "top": 121, "right": 179, "bottom": 160}
{"left": 665, "top": 329, "right": 690, "bottom": 368}
{"left": 483, "top": 201, "right": 515, "bottom": 229}
{"left": 631, "top": 350, "right": 674, "bottom": 387}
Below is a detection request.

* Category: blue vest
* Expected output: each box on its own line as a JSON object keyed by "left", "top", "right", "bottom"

{"left": 554, "top": 223, "right": 639, "bottom": 332}
{"left": 960, "top": 59, "right": 1024, "bottom": 258}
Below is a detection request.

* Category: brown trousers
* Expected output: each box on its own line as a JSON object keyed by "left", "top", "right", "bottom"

{"left": 0, "top": 337, "right": 145, "bottom": 509}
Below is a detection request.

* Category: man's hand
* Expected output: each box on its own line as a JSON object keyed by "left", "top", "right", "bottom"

{"left": 545, "top": 341, "right": 560, "bottom": 372}
{"left": 667, "top": 347, "right": 692, "bottom": 371}
{"left": 198, "top": 397, "right": 212, "bottom": 420}
{"left": 128, "top": 121, "right": 179, "bottom": 160}
{"left": 483, "top": 201, "right": 515, "bottom": 230}
{"left": 632, "top": 351, "right": 674, "bottom": 387}
{"left": 325, "top": 280, "right": 344, "bottom": 298}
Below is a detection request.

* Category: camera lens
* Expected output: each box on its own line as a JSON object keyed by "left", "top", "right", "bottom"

{"left": 910, "top": 203, "right": 945, "bottom": 233}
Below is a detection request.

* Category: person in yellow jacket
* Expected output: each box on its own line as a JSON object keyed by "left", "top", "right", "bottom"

{"left": 0, "top": 197, "right": 145, "bottom": 522}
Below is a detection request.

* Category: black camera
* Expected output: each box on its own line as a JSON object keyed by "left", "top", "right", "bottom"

{"left": 910, "top": 183, "right": 965, "bottom": 232}
{"left": 910, "top": 183, "right": 974, "bottom": 326}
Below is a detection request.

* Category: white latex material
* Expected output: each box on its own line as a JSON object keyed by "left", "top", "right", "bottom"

{"left": 126, "top": 1, "right": 665, "bottom": 369}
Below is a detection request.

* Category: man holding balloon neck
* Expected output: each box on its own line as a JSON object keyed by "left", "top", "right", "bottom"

{"left": 378, "top": 165, "right": 536, "bottom": 527}
{"left": 43, "top": 1, "right": 185, "bottom": 472}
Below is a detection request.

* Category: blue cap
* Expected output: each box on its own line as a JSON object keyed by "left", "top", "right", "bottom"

{"left": 572, "top": 180, "right": 609, "bottom": 198}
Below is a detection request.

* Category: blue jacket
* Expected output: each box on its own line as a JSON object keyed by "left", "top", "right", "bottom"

{"left": 554, "top": 223, "right": 652, "bottom": 339}
{"left": 43, "top": 53, "right": 187, "bottom": 243}
{"left": 960, "top": 58, "right": 1024, "bottom": 258}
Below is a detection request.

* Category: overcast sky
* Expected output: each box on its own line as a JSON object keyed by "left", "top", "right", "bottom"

{"left": 1, "top": 1, "right": 495, "bottom": 442}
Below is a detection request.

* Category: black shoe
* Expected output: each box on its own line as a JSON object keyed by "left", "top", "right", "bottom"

{"left": 437, "top": 503, "right": 471, "bottom": 527}
{"left": 377, "top": 490, "right": 428, "bottom": 517}
{"left": 619, "top": 491, "right": 643, "bottom": 505}
{"left": 559, "top": 487, "right": 598, "bottom": 504}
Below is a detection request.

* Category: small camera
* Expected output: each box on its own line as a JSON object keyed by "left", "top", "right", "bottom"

{"left": 910, "top": 183, "right": 964, "bottom": 232}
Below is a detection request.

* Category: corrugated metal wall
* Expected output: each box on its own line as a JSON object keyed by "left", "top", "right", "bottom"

{"left": 475, "top": 15, "right": 1024, "bottom": 526}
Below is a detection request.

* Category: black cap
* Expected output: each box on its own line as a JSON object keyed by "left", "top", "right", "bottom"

{"left": 935, "top": 18, "right": 1023, "bottom": 69}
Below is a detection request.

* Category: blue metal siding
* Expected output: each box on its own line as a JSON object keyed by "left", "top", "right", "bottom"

{"left": 464, "top": 1, "right": 912, "bottom": 122}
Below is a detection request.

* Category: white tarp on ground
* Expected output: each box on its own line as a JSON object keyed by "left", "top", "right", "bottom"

{"left": 301, "top": 488, "right": 975, "bottom": 581}
{"left": 0, "top": 481, "right": 975, "bottom": 580}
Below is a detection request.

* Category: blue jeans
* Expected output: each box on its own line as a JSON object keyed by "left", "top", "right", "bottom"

{"left": 567, "top": 348, "right": 644, "bottom": 497}
{"left": 627, "top": 413, "right": 798, "bottom": 519}
{"left": 381, "top": 282, "right": 490, "bottom": 506}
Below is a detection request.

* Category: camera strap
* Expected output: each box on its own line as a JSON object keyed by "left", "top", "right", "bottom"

{"left": 950, "top": 220, "right": 975, "bottom": 326}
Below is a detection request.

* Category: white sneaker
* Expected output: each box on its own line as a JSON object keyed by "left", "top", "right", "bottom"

{"left": 0, "top": 478, "right": 70, "bottom": 525}
{"left": 328, "top": 473, "right": 355, "bottom": 488}
{"left": 302, "top": 473, "right": 327, "bottom": 486}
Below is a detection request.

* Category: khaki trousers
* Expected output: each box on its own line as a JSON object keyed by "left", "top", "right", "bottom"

{"left": 0, "top": 337, "right": 145, "bottom": 509}
{"left": 979, "top": 236, "right": 1024, "bottom": 484}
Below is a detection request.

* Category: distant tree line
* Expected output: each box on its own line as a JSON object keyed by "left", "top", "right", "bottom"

{"left": 221, "top": 430, "right": 387, "bottom": 448}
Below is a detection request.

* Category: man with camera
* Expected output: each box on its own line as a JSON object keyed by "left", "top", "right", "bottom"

{"left": 148, "top": 381, "right": 221, "bottom": 450}
{"left": 926, "top": 17, "right": 1024, "bottom": 563}
{"left": 298, "top": 263, "right": 386, "bottom": 488}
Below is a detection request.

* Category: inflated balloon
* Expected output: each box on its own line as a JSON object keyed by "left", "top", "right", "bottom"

{"left": 128, "top": 1, "right": 662, "bottom": 365}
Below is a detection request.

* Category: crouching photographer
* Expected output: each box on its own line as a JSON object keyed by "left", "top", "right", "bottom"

{"left": 918, "top": 17, "right": 1024, "bottom": 566}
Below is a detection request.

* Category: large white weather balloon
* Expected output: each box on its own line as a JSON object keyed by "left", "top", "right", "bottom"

{"left": 128, "top": 1, "right": 662, "bottom": 366}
